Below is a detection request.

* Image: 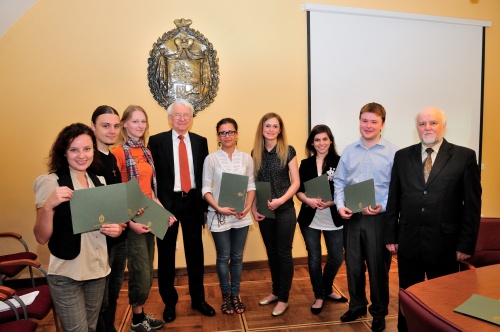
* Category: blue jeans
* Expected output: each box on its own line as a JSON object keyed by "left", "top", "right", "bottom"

{"left": 211, "top": 226, "right": 249, "bottom": 296}
{"left": 300, "top": 226, "right": 343, "bottom": 299}
{"left": 47, "top": 274, "right": 106, "bottom": 332}
{"left": 127, "top": 230, "right": 155, "bottom": 307}
{"left": 258, "top": 207, "right": 296, "bottom": 303}
{"left": 97, "top": 239, "right": 127, "bottom": 332}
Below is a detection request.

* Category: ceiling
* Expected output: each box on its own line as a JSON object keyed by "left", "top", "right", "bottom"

{"left": 0, "top": 0, "right": 38, "bottom": 39}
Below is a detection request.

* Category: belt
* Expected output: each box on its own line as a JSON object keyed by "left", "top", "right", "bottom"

{"left": 173, "top": 191, "right": 190, "bottom": 197}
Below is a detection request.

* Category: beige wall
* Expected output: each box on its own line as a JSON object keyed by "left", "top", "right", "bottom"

{"left": 1, "top": 0, "right": 499, "bottom": 274}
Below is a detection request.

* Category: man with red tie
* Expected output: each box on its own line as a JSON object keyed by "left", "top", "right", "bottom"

{"left": 149, "top": 99, "right": 215, "bottom": 322}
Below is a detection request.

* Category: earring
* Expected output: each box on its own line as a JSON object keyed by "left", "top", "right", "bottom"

{"left": 218, "top": 142, "right": 221, "bottom": 147}
{"left": 236, "top": 141, "right": 238, "bottom": 146}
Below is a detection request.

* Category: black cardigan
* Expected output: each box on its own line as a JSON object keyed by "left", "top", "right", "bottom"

{"left": 296, "top": 154, "right": 343, "bottom": 228}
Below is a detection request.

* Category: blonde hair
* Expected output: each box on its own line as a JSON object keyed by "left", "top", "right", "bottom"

{"left": 252, "top": 113, "right": 288, "bottom": 177}
{"left": 115, "top": 105, "right": 150, "bottom": 146}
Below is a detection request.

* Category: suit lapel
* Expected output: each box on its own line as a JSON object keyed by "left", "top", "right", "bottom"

{"left": 164, "top": 130, "right": 175, "bottom": 177}
{"left": 409, "top": 144, "right": 426, "bottom": 186}
{"left": 426, "top": 139, "right": 452, "bottom": 186}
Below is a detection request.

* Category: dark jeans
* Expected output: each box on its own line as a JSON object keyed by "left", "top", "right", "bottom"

{"left": 97, "top": 240, "right": 127, "bottom": 332}
{"left": 211, "top": 226, "right": 249, "bottom": 296}
{"left": 157, "top": 193, "right": 205, "bottom": 306}
{"left": 300, "top": 226, "right": 343, "bottom": 300}
{"left": 258, "top": 207, "right": 296, "bottom": 303}
{"left": 343, "top": 213, "right": 391, "bottom": 319}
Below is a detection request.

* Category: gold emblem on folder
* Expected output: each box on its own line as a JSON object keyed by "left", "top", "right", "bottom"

{"left": 358, "top": 202, "right": 363, "bottom": 209}
{"left": 99, "top": 215, "right": 105, "bottom": 223}
{"left": 238, "top": 192, "right": 243, "bottom": 197}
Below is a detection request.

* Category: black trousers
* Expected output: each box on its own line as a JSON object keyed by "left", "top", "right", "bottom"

{"left": 397, "top": 254, "right": 459, "bottom": 331}
{"left": 156, "top": 192, "right": 205, "bottom": 306}
{"left": 343, "top": 213, "right": 391, "bottom": 319}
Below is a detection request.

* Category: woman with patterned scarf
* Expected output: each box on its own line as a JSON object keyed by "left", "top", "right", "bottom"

{"left": 112, "top": 105, "right": 172, "bottom": 332}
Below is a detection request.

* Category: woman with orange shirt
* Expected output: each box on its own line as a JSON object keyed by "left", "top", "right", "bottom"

{"left": 112, "top": 105, "right": 169, "bottom": 332}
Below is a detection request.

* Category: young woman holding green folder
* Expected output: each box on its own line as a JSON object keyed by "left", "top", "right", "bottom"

{"left": 33, "top": 123, "right": 123, "bottom": 331}
{"left": 202, "top": 118, "right": 256, "bottom": 315}
{"left": 296, "top": 124, "right": 347, "bottom": 315}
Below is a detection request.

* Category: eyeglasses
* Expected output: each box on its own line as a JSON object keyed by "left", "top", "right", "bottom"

{"left": 172, "top": 113, "right": 192, "bottom": 120}
{"left": 218, "top": 130, "right": 236, "bottom": 137}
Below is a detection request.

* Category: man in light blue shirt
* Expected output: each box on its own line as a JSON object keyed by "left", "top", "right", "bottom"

{"left": 333, "top": 102, "right": 398, "bottom": 332}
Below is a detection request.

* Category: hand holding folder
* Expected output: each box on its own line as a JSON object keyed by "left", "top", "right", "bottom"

{"left": 218, "top": 173, "right": 249, "bottom": 213}
{"left": 344, "top": 179, "right": 376, "bottom": 213}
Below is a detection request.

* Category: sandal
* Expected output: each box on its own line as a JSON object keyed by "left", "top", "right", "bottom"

{"left": 221, "top": 293, "right": 234, "bottom": 315}
{"left": 231, "top": 296, "right": 246, "bottom": 314}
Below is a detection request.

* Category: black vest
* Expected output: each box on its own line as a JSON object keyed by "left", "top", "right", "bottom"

{"left": 48, "top": 170, "right": 103, "bottom": 260}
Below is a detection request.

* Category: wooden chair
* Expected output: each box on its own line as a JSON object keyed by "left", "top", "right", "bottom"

{"left": 0, "top": 232, "right": 38, "bottom": 287}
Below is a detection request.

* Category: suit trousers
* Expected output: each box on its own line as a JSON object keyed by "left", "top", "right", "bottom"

{"left": 157, "top": 192, "right": 205, "bottom": 306}
{"left": 343, "top": 213, "right": 391, "bottom": 319}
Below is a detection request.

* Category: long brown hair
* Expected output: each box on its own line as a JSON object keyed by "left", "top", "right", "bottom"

{"left": 115, "top": 105, "right": 150, "bottom": 146}
{"left": 252, "top": 113, "right": 288, "bottom": 177}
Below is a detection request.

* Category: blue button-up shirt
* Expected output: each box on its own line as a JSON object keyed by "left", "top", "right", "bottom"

{"left": 334, "top": 137, "right": 398, "bottom": 212}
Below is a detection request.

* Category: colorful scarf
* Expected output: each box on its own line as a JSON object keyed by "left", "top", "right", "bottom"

{"left": 122, "top": 137, "right": 157, "bottom": 197}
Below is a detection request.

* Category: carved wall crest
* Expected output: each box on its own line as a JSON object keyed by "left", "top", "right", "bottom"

{"left": 147, "top": 18, "right": 219, "bottom": 116}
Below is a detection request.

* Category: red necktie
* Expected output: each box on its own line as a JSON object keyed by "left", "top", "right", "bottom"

{"left": 179, "top": 135, "right": 192, "bottom": 193}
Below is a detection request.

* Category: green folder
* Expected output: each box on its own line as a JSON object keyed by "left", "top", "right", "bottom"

{"left": 304, "top": 174, "right": 332, "bottom": 201}
{"left": 453, "top": 294, "right": 500, "bottom": 326}
{"left": 132, "top": 196, "right": 173, "bottom": 240}
{"left": 255, "top": 181, "right": 275, "bottom": 219}
{"left": 70, "top": 179, "right": 146, "bottom": 234}
{"left": 344, "top": 178, "right": 376, "bottom": 213}
{"left": 218, "top": 173, "right": 248, "bottom": 213}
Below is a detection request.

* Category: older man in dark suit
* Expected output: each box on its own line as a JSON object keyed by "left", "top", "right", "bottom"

{"left": 384, "top": 107, "right": 481, "bottom": 332}
{"left": 149, "top": 99, "right": 215, "bottom": 323}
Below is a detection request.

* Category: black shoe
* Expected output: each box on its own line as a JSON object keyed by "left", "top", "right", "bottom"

{"left": 310, "top": 302, "right": 323, "bottom": 315}
{"left": 371, "top": 317, "right": 386, "bottom": 332}
{"left": 162, "top": 305, "right": 176, "bottom": 323}
{"left": 340, "top": 307, "right": 367, "bottom": 322}
{"left": 325, "top": 295, "right": 349, "bottom": 303}
{"left": 192, "top": 301, "right": 216, "bottom": 317}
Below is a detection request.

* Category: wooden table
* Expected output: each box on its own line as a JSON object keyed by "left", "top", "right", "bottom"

{"left": 406, "top": 264, "right": 500, "bottom": 331}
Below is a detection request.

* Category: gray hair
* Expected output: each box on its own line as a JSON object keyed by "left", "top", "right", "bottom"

{"left": 167, "top": 99, "right": 194, "bottom": 116}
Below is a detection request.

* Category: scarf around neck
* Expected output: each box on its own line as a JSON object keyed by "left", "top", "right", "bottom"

{"left": 122, "top": 137, "right": 157, "bottom": 197}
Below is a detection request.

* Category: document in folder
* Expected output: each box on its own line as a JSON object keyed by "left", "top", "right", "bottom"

{"left": 132, "top": 196, "right": 173, "bottom": 240}
{"left": 304, "top": 174, "right": 332, "bottom": 201}
{"left": 453, "top": 294, "right": 500, "bottom": 326}
{"left": 218, "top": 173, "right": 248, "bottom": 213}
{"left": 255, "top": 181, "right": 275, "bottom": 219}
{"left": 70, "top": 179, "right": 145, "bottom": 234}
{"left": 344, "top": 179, "right": 376, "bottom": 213}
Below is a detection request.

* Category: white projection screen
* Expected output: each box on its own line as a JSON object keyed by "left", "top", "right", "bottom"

{"left": 305, "top": 4, "right": 490, "bottom": 162}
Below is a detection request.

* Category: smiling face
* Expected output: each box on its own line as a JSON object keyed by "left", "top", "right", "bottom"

{"left": 66, "top": 134, "right": 94, "bottom": 174}
{"left": 313, "top": 132, "right": 331, "bottom": 156}
{"left": 217, "top": 123, "right": 238, "bottom": 150}
{"left": 169, "top": 103, "right": 193, "bottom": 135}
{"left": 359, "top": 111, "right": 384, "bottom": 145}
{"left": 262, "top": 117, "right": 280, "bottom": 142}
{"left": 91, "top": 113, "right": 121, "bottom": 151}
{"left": 123, "top": 110, "right": 147, "bottom": 141}
{"left": 417, "top": 107, "right": 446, "bottom": 147}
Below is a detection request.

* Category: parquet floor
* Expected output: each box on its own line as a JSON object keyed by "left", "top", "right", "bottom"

{"left": 37, "top": 257, "right": 400, "bottom": 331}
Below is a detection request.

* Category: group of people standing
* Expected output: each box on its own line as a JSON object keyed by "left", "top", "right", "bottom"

{"left": 33, "top": 99, "right": 481, "bottom": 332}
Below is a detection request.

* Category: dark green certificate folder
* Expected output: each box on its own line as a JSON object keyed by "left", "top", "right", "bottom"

{"left": 255, "top": 181, "right": 275, "bottom": 219}
{"left": 218, "top": 173, "right": 248, "bottom": 213}
{"left": 304, "top": 174, "right": 332, "bottom": 201}
{"left": 132, "top": 196, "right": 173, "bottom": 240}
{"left": 453, "top": 294, "right": 500, "bottom": 326}
{"left": 344, "top": 178, "right": 376, "bottom": 213}
{"left": 70, "top": 179, "right": 145, "bottom": 234}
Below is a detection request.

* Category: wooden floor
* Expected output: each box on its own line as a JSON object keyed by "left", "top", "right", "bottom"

{"left": 36, "top": 257, "right": 400, "bottom": 332}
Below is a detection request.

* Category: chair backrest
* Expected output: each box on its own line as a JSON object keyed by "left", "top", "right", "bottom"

{"left": 468, "top": 218, "right": 500, "bottom": 267}
{"left": 399, "top": 288, "right": 466, "bottom": 332}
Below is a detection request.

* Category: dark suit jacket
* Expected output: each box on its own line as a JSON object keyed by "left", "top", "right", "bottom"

{"left": 148, "top": 130, "right": 209, "bottom": 224}
{"left": 384, "top": 139, "right": 481, "bottom": 263}
{"left": 297, "top": 154, "right": 343, "bottom": 228}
